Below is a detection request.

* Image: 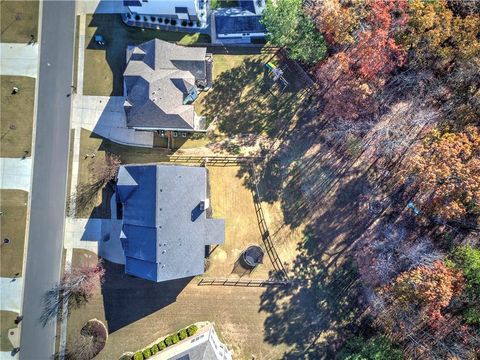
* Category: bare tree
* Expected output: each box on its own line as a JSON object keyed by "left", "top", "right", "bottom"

{"left": 68, "top": 153, "right": 121, "bottom": 216}
{"left": 41, "top": 262, "right": 104, "bottom": 326}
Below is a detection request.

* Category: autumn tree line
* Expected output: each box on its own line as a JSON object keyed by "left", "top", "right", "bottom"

{"left": 262, "top": 0, "right": 479, "bottom": 358}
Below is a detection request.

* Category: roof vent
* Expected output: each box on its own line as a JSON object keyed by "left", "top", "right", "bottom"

{"left": 200, "top": 199, "right": 210, "bottom": 211}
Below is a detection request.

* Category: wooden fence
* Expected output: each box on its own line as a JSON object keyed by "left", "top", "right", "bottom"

{"left": 198, "top": 277, "right": 289, "bottom": 287}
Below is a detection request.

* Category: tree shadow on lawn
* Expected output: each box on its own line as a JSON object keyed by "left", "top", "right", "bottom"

{"left": 200, "top": 59, "right": 303, "bottom": 139}
{"left": 259, "top": 173, "right": 379, "bottom": 359}
{"left": 101, "top": 261, "right": 192, "bottom": 333}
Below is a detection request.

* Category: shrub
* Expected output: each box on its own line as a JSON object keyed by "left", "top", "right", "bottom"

{"left": 196, "top": 20, "right": 201, "bottom": 27}
{"left": 447, "top": 245, "right": 480, "bottom": 325}
{"left": 172, "top": 334, "right": 180, "bottom": 344}
{"left": 143, "top": 16, "right": 147, "bottom": 22}
{"left": 133, "top": 351, "right": 143, "bottom": 360}
{"left": 164, "top": 18, "right": 170, "bottom": 24}
{"left": 142, "top": 348, "right": 151, "bottom": 359}
{"left": 171, "top": 19, "right": 177, "bottom": 26}
{"left": 187, "top": 325, "right": 198, "bottom": 336}
{"left": 178, "top": 329, "right": 188, "bottom": 340}
{"left": 158, "top": 18, "right": 163, "bottom": 23}
{"left": 150, "top": 344, "right": 158, "bottom": 355}
{"left": 158, "top": 341, "right": 166, "bottom": 350}
{"left": 188, "top": 21, "right": 194, "bottom": 27}
{"left": 181, "top": 20, "right": 187, "bottom": 27}
{"left": 135, "top": 15, "right": 140, "bottom": 21}
{"left": 150, "top": 16, "right": 156, "bottom": 22}
{"left": 164, "top": 336, "right": 173, "bottom": 346}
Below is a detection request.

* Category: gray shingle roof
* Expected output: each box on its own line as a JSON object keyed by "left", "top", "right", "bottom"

{"left": 116, "top": 164, "right": 225, "bottom": 282}
{"left": 124, "top": 39, "right": 207, "bottom": 130}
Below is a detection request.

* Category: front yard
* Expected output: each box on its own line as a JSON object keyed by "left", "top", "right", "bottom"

{"left": 0, "top": 0, "right": 39, "bottom": 43}
{"left": 83, "top": 14, "right": 210, "bottom": 96}
{"left": 0, "top": 311, "right": 18, "bottom": 351}
{"left": 0, "top": 76, "right": 35, "bottom": 158}
{"left": 0, "top": 190, "right": 28, "bottom": 277}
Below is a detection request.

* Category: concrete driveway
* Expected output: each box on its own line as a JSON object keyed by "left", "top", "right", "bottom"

{"left": 0, "top": 44, "right": 39, "bottom": 78}
{"left": 0, "top": 277, "right": 23, "bottom": 313}
{"left": 64, "top": 218, "right": 125, "bottom": 264}
{"left": 0, "top": 158, "right": 32, "bottom": 191}
{"left": 72, "top": 95, "right": 153, "bottom": 147}
{"left": 77, "top": 0, "right": 126, "bottom": 14}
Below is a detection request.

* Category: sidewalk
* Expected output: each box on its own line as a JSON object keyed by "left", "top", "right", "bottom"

{"left": 0, "top": 43, "right": 39, "bottom": 78}
{"left": 0, "top": 158, "right": 32, "bottom": 191}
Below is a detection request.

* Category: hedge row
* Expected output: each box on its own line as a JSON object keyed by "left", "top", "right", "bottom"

{"left": 130, "top": 325, "right": 198, "bottom": 360}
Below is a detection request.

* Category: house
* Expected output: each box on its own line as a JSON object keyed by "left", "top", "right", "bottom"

{"left": 213, "top": 0, "right": 267, "bottom": 44}
{"left": 122, "top": 0, "right": 208, "bottom": 29}
{"left": 115, "top": 164, "right": 224, "bottom": 282}
{"left": 152, "top": 323, "right": 232, "bottom": 360}
{"left": 123, "top": 39, "right": 212, "bottom": 133}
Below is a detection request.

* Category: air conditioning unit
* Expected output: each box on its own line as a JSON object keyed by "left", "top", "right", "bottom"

{"left": 182, "top": 132, "right": 187, "bottom": 138}
{"left": 173, "top": 131, "right": 178, "bottom": 137}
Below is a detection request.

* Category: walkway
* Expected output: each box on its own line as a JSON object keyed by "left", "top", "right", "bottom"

{"left": 72, "top": 95, "right": 153, "bottom": 147}
{"left": 0, "top": 43, "right": 39, "bottom": 78}
{"left": 0, "top": 158, "right": 32, "bottom": 191}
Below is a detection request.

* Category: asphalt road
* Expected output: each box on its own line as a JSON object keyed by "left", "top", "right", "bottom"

{"left": 19, "top": 1, "right": 76, "bottom": 359}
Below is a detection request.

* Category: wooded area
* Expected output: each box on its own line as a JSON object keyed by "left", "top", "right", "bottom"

{"left": 262, "top": 0, "right": 479, "bottom": 358}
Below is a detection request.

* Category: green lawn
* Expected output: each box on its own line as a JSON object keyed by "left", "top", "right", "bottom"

{"left": 0, "top": 190, "right": 28, "bottom": 277}
{"left": 0, "top": 311, "right": 18, "bottom": 351}
{"left": 0, "top": 76, "right": 35, "bottom": 158}
{"left": 83, "top": 14, "right": 211, "bottom": 96}
{"left": 0, "top": 0, "right": 39, "bottom": 43}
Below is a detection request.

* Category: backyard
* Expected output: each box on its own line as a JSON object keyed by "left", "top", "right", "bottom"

{"left": 0, "top": 0, "right": 39, "bottom": 43}
{"left": 195, "top": 51, "right": 306, "bottom": 140}
{"left": 0, "top": 190, "right": 28, "bottom": 277}
{"left": 0, "top": 76, "right": 35, "bottom": 158}
{"left": 83, "top": 14, "right": 210, "bottom": 96}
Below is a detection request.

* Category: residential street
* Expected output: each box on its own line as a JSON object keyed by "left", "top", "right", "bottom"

{"left": 19, "top": 1, "right": 76, "bottom": 359}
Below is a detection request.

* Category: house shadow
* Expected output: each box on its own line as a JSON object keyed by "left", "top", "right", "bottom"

{"left": 101, "top": 260, "right": 192, "bottom": 333}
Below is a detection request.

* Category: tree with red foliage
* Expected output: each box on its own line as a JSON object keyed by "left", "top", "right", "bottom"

{"left": 315, "top": 0, "right": 408, "bottom": 120}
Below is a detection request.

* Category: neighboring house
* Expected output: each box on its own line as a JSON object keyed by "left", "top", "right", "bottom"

{"left": 122, "top": 0, "right": 208, "bottom": 29}
{"left": 123, "top": 39, "right": 212, "bottom": 133}
{"left": 153, "top": 323, "right": 232, "bottom": 360}
{"left": 115, "top": 164, "right": 225, "bottom": 282}
{"left": 213, "top": 0, "right": 267, "bottom": 44}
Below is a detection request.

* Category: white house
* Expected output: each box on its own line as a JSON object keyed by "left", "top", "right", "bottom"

{"left": 123, "top": 0, "right": 208, "bottom": 29}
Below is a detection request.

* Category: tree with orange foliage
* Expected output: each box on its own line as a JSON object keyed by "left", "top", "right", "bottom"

{"left": 402, "top": 0, "right": 480, "bottom": 66}
{"left": 306, "top": 0, "right": 359, "bottom": 46}
{"left": 410, "top": 126, "right": 480, "bottom": 224}
{"left": 388, "top": 260, "right": 464, "bottom": 320}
